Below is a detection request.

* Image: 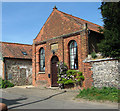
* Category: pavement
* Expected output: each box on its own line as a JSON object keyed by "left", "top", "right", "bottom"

{"left": 0, "top": 86, "right": 119, "bottom": 110}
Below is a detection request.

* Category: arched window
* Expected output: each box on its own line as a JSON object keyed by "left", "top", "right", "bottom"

{"left": 69, "top": 40, "right": 78, "bottom": 69}
{"left": 39, "top": 48, "right": 45, "bottom": 72}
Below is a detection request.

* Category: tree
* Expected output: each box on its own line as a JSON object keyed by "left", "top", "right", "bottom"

{"left": 98, "top": 2, "right": 120, "bottom": 58}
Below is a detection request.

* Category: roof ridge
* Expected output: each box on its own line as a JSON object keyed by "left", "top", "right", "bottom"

{"left": 1, "top": 41, "right": 32, "bottom": 46}
{"left": 56, "top": 9, "right": 103, "bottom": 28}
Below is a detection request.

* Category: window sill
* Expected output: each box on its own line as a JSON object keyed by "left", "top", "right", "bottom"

{"left": 38, "top": 72, "right": 45, "bottom": 74}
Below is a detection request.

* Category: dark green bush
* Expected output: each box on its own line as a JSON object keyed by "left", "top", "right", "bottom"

{"left": 0, "top": 78, "right": 14, "bottom": 88}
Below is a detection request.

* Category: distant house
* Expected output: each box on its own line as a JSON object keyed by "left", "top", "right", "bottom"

{"left": 32, "top": 7, "right": 104, "bottom": 88}
{"left": 0, "top": 42, "right": 32, "bottom": 86}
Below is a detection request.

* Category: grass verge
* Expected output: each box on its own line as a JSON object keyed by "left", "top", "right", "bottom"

{"left": 76, "top": 87, "right": 120, "bottom": 102}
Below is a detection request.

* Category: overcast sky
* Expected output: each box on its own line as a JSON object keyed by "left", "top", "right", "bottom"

{"left": 2, "top": 2, "right": 103, "bottom": 45}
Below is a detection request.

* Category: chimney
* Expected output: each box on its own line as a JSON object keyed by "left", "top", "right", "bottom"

{"left": 53, "top": 6, "right": 57, "bottom": 10}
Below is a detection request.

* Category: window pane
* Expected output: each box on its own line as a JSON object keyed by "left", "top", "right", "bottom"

{"left": 43, "top": 59, "right": 45, "bottom": 65}
{"left": 40, "top": 49, "right": 42, "bottom": 53}
{"left": 75, "top": 63, "right": 77, "bottom": 69}
{"left": 43, "top": 67, "right": 45, "bottom": 71}
{"left": 41, "top": 66, "right": 43, "bottom": 71}
{"left": 70, "top": 56, "right": 74, "bottom": 61}
{"left": 74, "top": 42, "right": 77, "bottom": 47}
{"left": 40, "top": 48, "right": 45, "bottom": 72}
{"left": 40, "top": 55, "right": 43, "bottom": 59}
{"left": 74, "top": 48, "right": 76, "bottom": 54}
{"left": 41, "top": 60, "right": 43, "bottom": 66}
{"left": 71, "top": 65, "right": 74, "bottom": 69}
{"left": 69, "top": 41, "right": 78, "bottom": 69}
{"left": 71, "top": 61, "right": 74, "bottom": 66}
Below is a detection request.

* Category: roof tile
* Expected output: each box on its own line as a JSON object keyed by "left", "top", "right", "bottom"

{"left": 1, "top": 42, "right": 32, "bottom": 59}
{"left": 57, "top": 10, "right": 103, "bottom": 32}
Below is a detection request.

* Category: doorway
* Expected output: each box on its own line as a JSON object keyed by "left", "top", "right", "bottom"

{"left": 51, "top": 56, "right": 59, "bottom": 87}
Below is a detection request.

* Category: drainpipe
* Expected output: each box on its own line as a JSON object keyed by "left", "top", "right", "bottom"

{"left": 35, "top": 44, "right": 36, "bottom": 81}
{"left": 85, "top": 23, "right": 90, "bottom": 55}
{"left": 62, "top": 38, "right": 64, "bottom": 63}
{"left": 84, "top": 23, "right": 89, "bottom": 56}
{"left": 3, "top": 57, "right": 6, "bottom": 80}
{"left": 33, "top": 41, "right": 36, "bottom": 81}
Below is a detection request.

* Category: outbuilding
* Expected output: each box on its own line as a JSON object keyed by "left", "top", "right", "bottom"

{"left": 0, "top": 42, "right": 32, "bottom": 85}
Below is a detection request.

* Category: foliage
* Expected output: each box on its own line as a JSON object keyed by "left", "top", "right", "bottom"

{"left": 77, "top": 87, "right": 120, "bottom": 102}
{"left": 66, "top": 70, "right": 77, "bottom": 76}
{"left": 0, "top": 77, "right": 14, "bottom": 88}
{"left": 75, "top": 71, "right": 84, "bottom": 83}
{"left": 57, "top": 62, "right": 74, "bottom": 85}
{"left": 57, "top": 61, "right": 68, "bottom": 75}
{"left": 57, "top": 61, "right": 84, "bottom": 88}
{"left": 91, "top": 52, "right": 97, "bottom": 59}
{"left": 98, "top": 2, "right": 120, "bottom": 58}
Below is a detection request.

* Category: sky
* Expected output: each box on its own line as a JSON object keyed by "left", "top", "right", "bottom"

{"left": 2, "top": 2, "right": 104, "bottom": 45}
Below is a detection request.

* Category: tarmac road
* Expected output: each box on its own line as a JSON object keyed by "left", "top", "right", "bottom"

{"left": 0, "top": 86, "right": 118, "bottom": 110}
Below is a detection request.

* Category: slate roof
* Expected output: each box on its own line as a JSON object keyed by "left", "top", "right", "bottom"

{"left": 1, "top": 42, "right": 32, "bottom": 59}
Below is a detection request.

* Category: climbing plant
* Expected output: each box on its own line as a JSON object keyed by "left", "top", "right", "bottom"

{"left": 57, "top": 61, "right": 84, "bottom": 89}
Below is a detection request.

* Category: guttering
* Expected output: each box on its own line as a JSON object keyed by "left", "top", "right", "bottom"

{"left": 2, "top": 57, "right": 32, "bottom": 60}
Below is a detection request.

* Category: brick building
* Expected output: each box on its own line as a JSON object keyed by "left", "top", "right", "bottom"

{"left": 32, "top": 7, "right": 103, "bottom": 88}
{"left": 0, "top": 42, "right": 32, "bottom": 86}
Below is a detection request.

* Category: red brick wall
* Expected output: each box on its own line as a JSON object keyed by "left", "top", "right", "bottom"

{"left": 33, "top": 31, "right": 93, "bottom": 88}
{"left": 33, "top": 37, "right": 65, "bottom": 87}
{"left": 32, "top": 9, "right": 93, "bottom": 88}
{"left": 83, "top": 62, "right": 93, "bottom": 89}
{"left": 64, "top": 31, "right": 93, "bottom": 89}
{"left": 34, "top": 9, "right": 81, "bottom": 43}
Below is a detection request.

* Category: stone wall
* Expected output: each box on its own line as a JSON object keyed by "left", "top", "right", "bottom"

{"left": 5, "top": 58, "right": 32, "bottom": 86}
{"left": 90, "top": 59, "right": 119, "bottom": 88}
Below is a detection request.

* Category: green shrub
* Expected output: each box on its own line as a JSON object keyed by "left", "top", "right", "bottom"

{"left": 57, "top": 62, "right": 85, "bottom": 88}
{"left": 0, "top": 77, "right": 14, "bottom": 88}
{"left": 77, "top": 71, "right": 82, "bottom": 76}
{"left": 0, "top": 77, "right": 2, "bottom": 88}
{"left": 91, "top": 52, "right": 97, "bottom": 59}
{"left": 66, "top": 70, "right": 77, "bottom": 76}
{"left": 64, "top": 79, "right": 74, "bottom": 85}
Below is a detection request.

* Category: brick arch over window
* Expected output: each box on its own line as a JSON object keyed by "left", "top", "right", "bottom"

{"left": 68, "top": 40, "right": 78, "bottom": 69}
{"left": 39, "top": 47, "right": 45, "bottom": 72}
